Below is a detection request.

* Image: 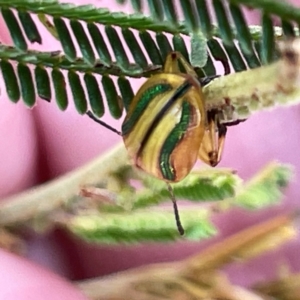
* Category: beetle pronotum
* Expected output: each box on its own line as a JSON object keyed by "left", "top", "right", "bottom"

{"left": 87, "top": 52, "right": 228, "bottom": 235}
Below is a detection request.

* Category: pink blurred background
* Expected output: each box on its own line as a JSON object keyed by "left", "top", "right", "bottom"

{"left": 0, "top": 0, "right": 300, "bottom": 297}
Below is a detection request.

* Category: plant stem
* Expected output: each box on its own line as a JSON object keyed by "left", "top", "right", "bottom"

{"left": 0, "top": 143, "right": 128, "bottom": 227}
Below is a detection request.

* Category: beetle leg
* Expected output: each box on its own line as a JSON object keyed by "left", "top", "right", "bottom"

{"left": 167, "top": 183, "right": 185, "bottom": 235}
{"left": 216, "top": 123, "right": 227, "bottom": 164}
{"left": 163, "top": 52, "right": 198, "bottom": 77}
{"left": 198, "top": 110, "right": 227, "bottom": 167}
{"left": 86, "top": 111, "right": 122, "bottom": 136}
{"left": 199, "top": 75, "right": 220, "bottom": 87}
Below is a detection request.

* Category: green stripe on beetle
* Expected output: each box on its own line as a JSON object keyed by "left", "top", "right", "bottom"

{"left": 122, "top": 83, "right": 172, "bottom": 135}
{"left": 160, "top": 101, "right": 191, "bottom": 181}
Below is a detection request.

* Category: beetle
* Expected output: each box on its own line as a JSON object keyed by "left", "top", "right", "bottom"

{"left": 87, "top": 52, "right": 229, "bottom": 235}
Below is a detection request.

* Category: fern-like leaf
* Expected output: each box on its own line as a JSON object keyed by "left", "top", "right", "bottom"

{"left": 0, "top": 0, "right": 299, "bottom": 120}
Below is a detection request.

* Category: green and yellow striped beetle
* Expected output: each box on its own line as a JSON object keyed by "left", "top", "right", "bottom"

{"left": 87, "top": 52, "right": 227, "bottom": 235}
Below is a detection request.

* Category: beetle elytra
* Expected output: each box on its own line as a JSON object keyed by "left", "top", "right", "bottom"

{"left": 87, "top": 52, "right": 228, "bottom": 235}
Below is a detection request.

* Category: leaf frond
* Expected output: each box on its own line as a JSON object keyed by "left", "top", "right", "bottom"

{"left": 64, "top": 162, "right": 292, "bottom": 244}
{"left": 0, "top": 0, "right": 300, "bottom": 118}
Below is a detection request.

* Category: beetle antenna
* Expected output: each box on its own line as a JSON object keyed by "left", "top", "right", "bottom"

{"left": 86, "top": 111, "right": 122, "bottom": 136}
{"left": 167, "top": 183, "right": 185, "bottom": 235}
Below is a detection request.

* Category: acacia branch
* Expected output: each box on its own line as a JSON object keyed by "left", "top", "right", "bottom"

{"left": 0, "top": 144, "right": 128, "bottom": 226}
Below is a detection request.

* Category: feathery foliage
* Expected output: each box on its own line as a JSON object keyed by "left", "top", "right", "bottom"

{"left": 65, "top": 162, "right": 292, "bottom": 243}
{"left": 0, "top": 0, "right": 299, "bottom": 117}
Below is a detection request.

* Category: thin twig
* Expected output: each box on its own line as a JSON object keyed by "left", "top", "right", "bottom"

{"left": 0, "top": 144, "right": 128, "bottom": 226}
{"left": 204, "top": 39, "right": 300, "bottom": 123}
